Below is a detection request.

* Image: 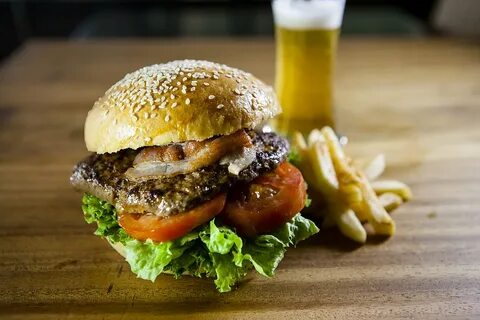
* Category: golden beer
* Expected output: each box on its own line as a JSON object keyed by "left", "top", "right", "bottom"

{"left": 272, "top": 0, "right": 344, "bottom": 134}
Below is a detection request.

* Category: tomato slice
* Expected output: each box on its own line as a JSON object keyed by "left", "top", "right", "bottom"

{"left": 221, "top": 162, "right": 307, "bottom": 237}
{"left": 119, "top": 194, "right": 226, "bottom": 242}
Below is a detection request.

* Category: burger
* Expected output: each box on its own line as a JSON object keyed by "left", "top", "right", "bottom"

{"left": 70, "top": 60, "right": 318, "bottom": 292}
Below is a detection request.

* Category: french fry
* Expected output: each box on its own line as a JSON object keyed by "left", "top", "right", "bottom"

{"left": 321, "top": 127, "right": 348, "bottom": 162}
{"left": 320, "top": 127, "right": 366, "bottom": 220}
{"left": 320, "top": 127, "right": 361, "bottom": 192}
{"left": 363, "top": 154, "right": 386, "bottom": 181}
{"left": 371, "top": 180, "right": 412, "bottom": 201}
{"left": 292, "top": 132, "right": 364, "bottom": 240}
{"left": 379, "top": 192, "right": 403, "bottom": 212}
{"left": 308, "top": 140, "right": 367, "bottom": 243}
{"left": 321, "top": 127, "right": 395, "bottom": 236}
{"left": 341, "top": 183, "right": 363, "bottom": 206}
{"left": 308, "top": 141, "right": 338, "bottom": 195}
{"left": 292, "top": 127, "right": 410, "bottom": 242}
{"left": 353, "top": 172, "right": 395, "bottom": 236}
{"left": 335, "top": 208, "right": 367, "bottom": 243}
{"left": 290, "top": 132, "right": 317, "bottom": 190}
{"left": 323, "top": 204, "right": 368, "bottom": 244}
{"left": 370, "top": 220, "right": 396, "bottom": 236}
{"left": 292, "top": 131, "right": 307, "bottom": 150}
{"left": 307, "top": 128, "right": 324, "bottom": 147}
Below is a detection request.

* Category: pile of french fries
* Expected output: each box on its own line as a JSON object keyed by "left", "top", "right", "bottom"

{"left": 292, "top": 127, "right": 412, "bottom": 243}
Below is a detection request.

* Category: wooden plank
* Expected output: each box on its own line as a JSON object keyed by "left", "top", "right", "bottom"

{"left": 0, "top": 39, "right": 479, "bottom": 319}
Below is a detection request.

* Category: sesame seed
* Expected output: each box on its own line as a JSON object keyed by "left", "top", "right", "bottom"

{"left": 170, "top": 94, "right": 175, "bottom": 99}
{"left": 160, "top": 102, "right": 167, "bottom": 108}
{"left": 145, "top": 137, "right": 152, "bottom": 142}
{"left": 165, "top": 114, "right": 170, "bottom": 122}
{"left": 217, "top": 104, "right": 224, "bottom": 109}
{"left": 208, "top": 95, "right": 215, "bottom": 100}
{"left": 144, "top": 112, "right": 149, "bottom": 119}
{"left": 132, "top": 115, "right": 138, "bottom": 121}
{"left": 234, "top": 88, "right": 241, "bottom": 95}
{"left": 101, "top": 60, "right": 256, "bottom": 123}
{"left": 171, "top": 102, "right": 178, "bottom": 108}
{"left": 185, "top": 98, "right": 191, "bottom": 105}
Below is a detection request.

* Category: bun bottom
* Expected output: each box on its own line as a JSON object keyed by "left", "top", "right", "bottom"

{"left": 107, "top": 240, "right": 192, "bottom": 277}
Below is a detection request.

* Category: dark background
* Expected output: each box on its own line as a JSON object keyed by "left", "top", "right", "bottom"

{"left": 0, "top": 0, "right": 440, "bottom": 62}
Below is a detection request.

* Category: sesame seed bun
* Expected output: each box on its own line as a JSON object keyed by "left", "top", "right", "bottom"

{"left": 85, "top": 60, "right": 280, "bottom": 153}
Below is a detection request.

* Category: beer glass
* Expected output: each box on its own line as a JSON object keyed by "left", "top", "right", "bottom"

{"left": 272, "top": 0, "right": 345, "bottom": 134}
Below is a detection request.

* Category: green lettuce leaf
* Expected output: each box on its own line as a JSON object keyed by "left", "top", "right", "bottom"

{"left": 82, "top": 194, "right": 129, "bottom": 243}
{"left": 81, "top": 194, "right": 319, "bottom": 293}
{"left": 287, "top": 148, "right": 301, "bottom": 167}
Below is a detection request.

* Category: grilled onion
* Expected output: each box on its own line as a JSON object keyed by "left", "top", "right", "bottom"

{"left": 220, "top": 147, "right": 257, "bottom": 175}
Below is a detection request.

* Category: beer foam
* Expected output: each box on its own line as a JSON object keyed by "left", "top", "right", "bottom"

{"left": 272, "top": 0, "right": 345, "bottom": 30}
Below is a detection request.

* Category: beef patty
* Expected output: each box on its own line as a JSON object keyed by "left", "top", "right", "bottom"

{"left": 70, "top": 131, "right": 288, "bottom": 217}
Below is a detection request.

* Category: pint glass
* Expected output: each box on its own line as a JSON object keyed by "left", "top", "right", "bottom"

{"left": 272, "top": 0, "right": 345, "bottom": 134}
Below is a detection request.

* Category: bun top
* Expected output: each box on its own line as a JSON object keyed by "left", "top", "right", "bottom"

{"left": 85, "top": 60, "right": 280, "bottom": 153}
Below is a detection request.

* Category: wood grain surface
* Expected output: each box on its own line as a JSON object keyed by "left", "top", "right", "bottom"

{"left": 0, "top": 39, "right": 479, "bottom": 319}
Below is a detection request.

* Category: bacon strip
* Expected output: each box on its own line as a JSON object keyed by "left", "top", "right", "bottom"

{"left": 126, "top": 130, "right": 253, "bottom": 180}
{"left": 133, "top": 144, "right": 184, "bottom": 164}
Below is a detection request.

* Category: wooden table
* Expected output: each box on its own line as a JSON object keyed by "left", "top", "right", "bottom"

{"left": 1, "top": 39, "right": 479, "bottom": 319}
